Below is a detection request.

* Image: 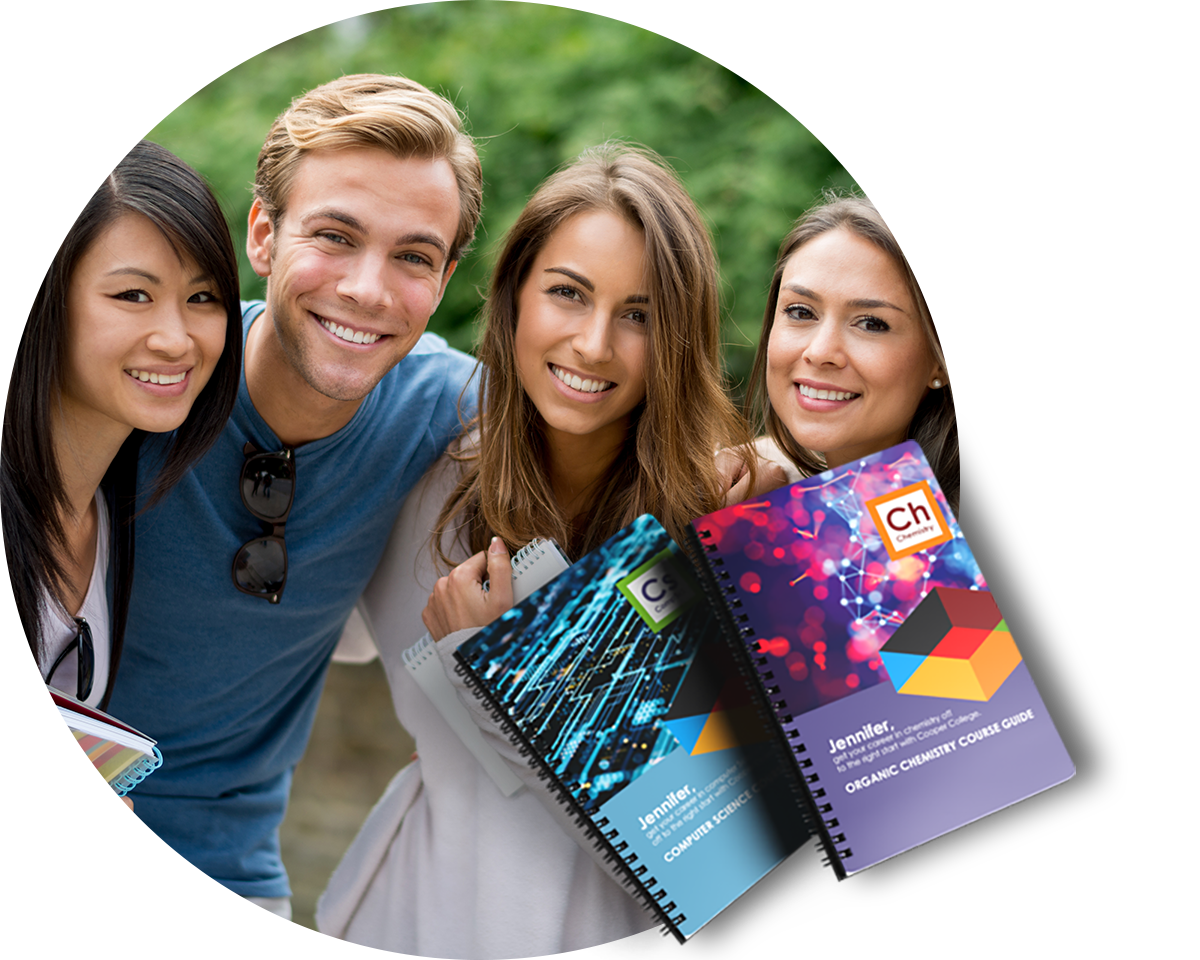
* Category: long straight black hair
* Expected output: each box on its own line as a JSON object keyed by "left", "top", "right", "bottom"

{"left": 1, "top": 140, "right": 242, "bottom": 707}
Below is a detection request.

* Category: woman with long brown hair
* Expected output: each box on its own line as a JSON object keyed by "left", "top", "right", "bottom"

{"left": 748, "top": 195, "right": 958, "bottom": 511}
{"left": 319, "top": 143, "right": 767, "bottom": 958}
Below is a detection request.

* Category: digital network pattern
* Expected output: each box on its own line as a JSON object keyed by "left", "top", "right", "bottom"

{"left": 694, "top": 448, "right": 985, "bottom": 716}
{"left": 460, "top": 516, "right": 726, "bottom": 813}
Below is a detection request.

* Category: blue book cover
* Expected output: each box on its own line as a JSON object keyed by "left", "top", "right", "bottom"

{"left": 455, "top": 514, "right": 808, "bottom": 941}
{"left": 688, "top": 440, "right": 1075, "bottom": 877}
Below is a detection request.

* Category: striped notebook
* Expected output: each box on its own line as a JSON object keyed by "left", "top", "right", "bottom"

{"left": 0, "top": 662, "right": 162, "bottom": 892}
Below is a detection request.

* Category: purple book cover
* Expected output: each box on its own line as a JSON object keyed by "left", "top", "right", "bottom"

{"left": 689, "top": 440, "right": 1074, "bottom": 876}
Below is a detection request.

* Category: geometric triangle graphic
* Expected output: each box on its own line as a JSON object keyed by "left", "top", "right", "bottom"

{"left": 889, "top": 628, "right": 1022, "bottom": 702}
{"left": 692, "top": 704, "right": 771, "bottom": 754}
{"left": 880, "top": 650, "right": 925, "bottom": 692}
{"left": 662, "top": 714, "right": 708, "bottom": 755}
{"left": 880, "top": 587, "right": 1020, "bottom": 701}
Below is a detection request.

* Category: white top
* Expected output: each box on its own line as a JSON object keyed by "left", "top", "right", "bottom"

{"left": 318, "top": 450, "right": 654, "bottom": 960}
{"left": 39, "top": 488, "right": 111, "bottom": 707}
{"left": 0, "top": 492, "right": 111, "bottom": 955}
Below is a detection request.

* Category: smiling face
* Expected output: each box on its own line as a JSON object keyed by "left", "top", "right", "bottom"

{"left": 246, "top": 147, "right": 462, "bottom": 408}
{"left": 766, "top": 227, "right": 941, "bottom": 469}
{"left": 60, "top": 212, "right": 228, "bottom": 444}
{"left": 514, "top": 209, "right": 650, "bottom": 455}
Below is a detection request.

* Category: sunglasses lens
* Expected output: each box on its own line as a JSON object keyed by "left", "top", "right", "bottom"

{"left": 234, "top": 538, "right": 287, "bottom": 601}
{"left": 241, "top": 455, "right": 294, "bottom": 521}
{"left": 76, "top": 621, "right": 94, "bottom": 701}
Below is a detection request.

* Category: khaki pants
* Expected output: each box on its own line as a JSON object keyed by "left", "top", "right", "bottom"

{"left": 18, "top": 864, "right": 292, "bottom": 960}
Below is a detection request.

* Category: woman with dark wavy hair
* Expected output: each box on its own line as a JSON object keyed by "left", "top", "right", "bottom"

{"left": 2, "top": 140, "right": 241, "bottom": 710}
{"left": 747, "top": 195, "right": 958, "bottom": 512}
{"left": 320, "top": 143, "right": 769, "bottom": 958}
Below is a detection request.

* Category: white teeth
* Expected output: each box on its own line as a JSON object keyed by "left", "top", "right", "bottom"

{"left": 320, "top": 318, "right": 380, "bottom": 344}
{"left": 128, "top": 369, "right": 186, "bottom": 385}
{"left": 551, "top": 365, "right": 612, "bottom": 394}
{"left": 799, "top": 384, "right": 859, "bottom": 401}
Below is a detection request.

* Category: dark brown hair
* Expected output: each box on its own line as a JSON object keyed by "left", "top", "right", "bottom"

{"left": 746, "top": 195, "right": 958, "bottom": 512}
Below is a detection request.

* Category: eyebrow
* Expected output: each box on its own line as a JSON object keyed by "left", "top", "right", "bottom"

{"left": 302, "top": 209, "right": 449, "bottom": 258}
{"left": 105, "top": 267, "right": 161, "bottom": 284}
{"left": 545, "top": 267, "right": 648, "bottom": 304}
{"left": 103, "top": 267, "right": 214, "bottom": 287}
{"left": 782, "top": 283, "right": 906, "bottom": 313}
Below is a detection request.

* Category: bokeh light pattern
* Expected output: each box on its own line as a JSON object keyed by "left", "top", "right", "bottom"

{"left": 693, "top": 442, "right": 986, "bottom": 718}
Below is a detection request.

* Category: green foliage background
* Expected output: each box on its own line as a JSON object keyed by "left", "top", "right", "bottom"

{"left": 149, "top": 1, "right": 855, "bottom": 388}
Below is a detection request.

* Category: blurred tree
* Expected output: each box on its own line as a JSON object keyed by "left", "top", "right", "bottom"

{"left": 149, "top": 1, "right": 854, "bottom": 390}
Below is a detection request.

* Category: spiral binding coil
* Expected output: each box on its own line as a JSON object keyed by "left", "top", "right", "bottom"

{"left": 480, "top": 537, "right": 565, "bottom": 595}
{"left": 510, "top": 539, "right": 552, "bottom": 571}
{"left": 401, "top": 633, "right": 435, "bottom": 669}
{"left": 406, "top": 539, "right": 565, "bottom": 669}
{"left": 453, "top": 652, "right": 688, "bottom": 943}
{"left": 103, "top": 744, "right": 164, "bottom": 796}
{"left": 686, "top": 525, "right": 853, "bottom": 877}
{"left": 111, "top": 745, "right": 163, "bottom": 797}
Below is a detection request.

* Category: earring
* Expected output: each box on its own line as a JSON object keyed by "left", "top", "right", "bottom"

{"left": 932, "top": 378, "right": 945, "bottom": 389}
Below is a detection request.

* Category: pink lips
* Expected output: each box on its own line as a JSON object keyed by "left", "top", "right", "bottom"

{"left": 795, "top": 379, "right": 860, "bottom": 413}
{"left": 547, "top": 363, "right": 616, "bottom": 404}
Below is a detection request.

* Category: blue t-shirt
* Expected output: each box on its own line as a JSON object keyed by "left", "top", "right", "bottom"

{"left": 107, "top": 302, "right": 478, "bottom": 897}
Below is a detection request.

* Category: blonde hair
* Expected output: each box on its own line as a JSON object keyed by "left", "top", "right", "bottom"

{"left": 437, "top": 143, "right": 753, "bottom": 561}
{"left": 254, "top": 73, "right": 482, "bottom": 259}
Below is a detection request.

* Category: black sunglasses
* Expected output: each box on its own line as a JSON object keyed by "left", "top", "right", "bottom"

{"left": 232, "top": 441, "right": 295, "bottom": 604}
{"left": 47, "top": 617, "right": 95, "bottom": 701}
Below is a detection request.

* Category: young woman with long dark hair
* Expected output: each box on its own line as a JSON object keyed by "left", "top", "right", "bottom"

{"left": 320, "top": 143, "right": 768, "bottom": 958}
{"left": 2, "top": 140, "right": 242, "bottom": 710}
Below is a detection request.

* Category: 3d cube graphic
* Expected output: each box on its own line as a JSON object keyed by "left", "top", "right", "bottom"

{"left": 879, "top": 587, "right": 1021, "bottom": 701}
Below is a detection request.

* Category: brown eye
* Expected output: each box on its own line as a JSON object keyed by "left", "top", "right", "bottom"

{"left": 548, "top": 285, "right": 581, "bottom": 302}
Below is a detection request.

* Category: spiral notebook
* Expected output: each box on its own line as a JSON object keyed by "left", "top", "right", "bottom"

{"left": 454, "top": 515, "right": 808, "bottom": 942}
{"left": 401, "top": 538, "right": 571, "bottom": 796}
{"left": 685, "top": 440, "right": 1075, "bottom": 877}
{"left": 0, "top": 662, "right": 162, "bottom": 892}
